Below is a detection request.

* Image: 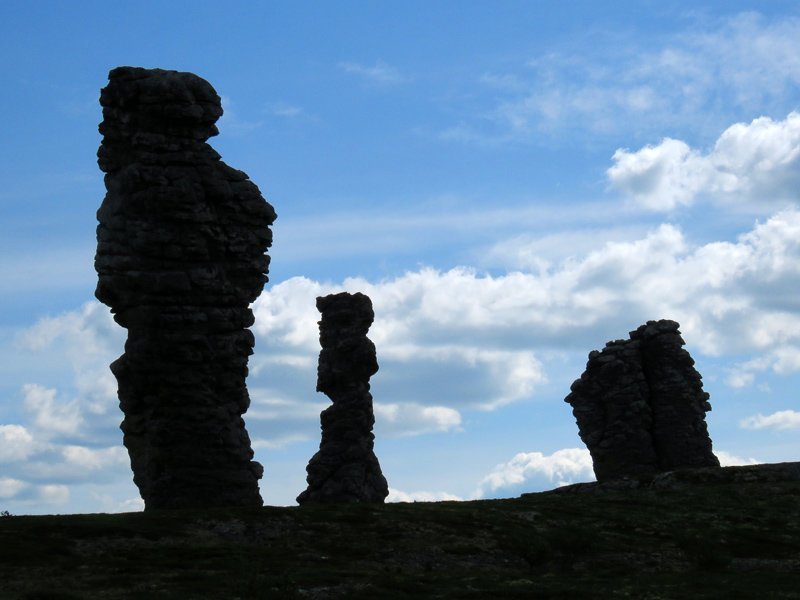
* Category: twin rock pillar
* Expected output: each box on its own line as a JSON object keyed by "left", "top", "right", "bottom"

{"left": 298, "top": 292, "right": 389, "bottom": 504}
{"left": 94, "top": 67, "right": 276, "bottom": 509}
{"left": 565, "top": 320, "right": 719, "bottom": 482}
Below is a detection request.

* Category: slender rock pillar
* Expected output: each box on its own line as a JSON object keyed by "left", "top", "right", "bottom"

{"left": 94, "top": 66, "right": 276, "bottom": 509}
{"left": 297, "top": 292, "right": 389, "bottom": 504}
{"left": 565, "top": 320, "right": 719, "bottom": 482}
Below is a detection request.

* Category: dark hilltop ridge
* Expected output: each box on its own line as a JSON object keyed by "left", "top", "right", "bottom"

{"left": 1, "top": 462, "right": 798, "bottom": 598}
{"left": 2, "top": 66, "right": 796, "bottom": 597}
{"left": 94, "top": 66, "right": 276, "bottom": 510}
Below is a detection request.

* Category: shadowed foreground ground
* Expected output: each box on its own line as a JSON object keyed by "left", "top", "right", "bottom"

{"left": 1, "top": 464, "right": 798, "bottom": 599}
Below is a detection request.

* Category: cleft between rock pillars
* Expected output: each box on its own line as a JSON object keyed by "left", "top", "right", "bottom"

{"left": 298, "top": 292, "right": 389, "bottom": 504}
{"left": 94, "top": 66, "right": 276, "bottom": 509}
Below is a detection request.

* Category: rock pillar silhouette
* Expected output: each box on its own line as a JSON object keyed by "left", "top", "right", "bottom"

{"left": 95, "top": 66, "right": 276, "bottom": 509}
{"left": 298, "top": 292, "right": 389, "bottom": 504}
{"left": 565, "top": 320, "right": 719, "bottom": 482}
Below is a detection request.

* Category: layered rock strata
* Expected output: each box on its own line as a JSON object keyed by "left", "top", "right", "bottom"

{"left": 565, "top": 320, "right": 719, "bottom": 482}
{"left": 297, "top": 292, "right": 389, "bottom": 504}
{"left": 95, "top": 66, "right": 276, "bottom": 509}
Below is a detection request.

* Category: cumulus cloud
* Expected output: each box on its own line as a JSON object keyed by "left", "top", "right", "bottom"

{"left": 247, "top": 208, "right": 800, "bottom": 445}
{"left": 0, "top": 478, "right": 28, "bottom": 499}
{"left": 386, "top": 488, "right": 463, "bottom": 503}
{"left": 16, "top": 300, "right": 119, "bottom": 353}
{"left": 740, "top": 410, "right": 800, "bottom": 431}
{"left": 726, "top": 369, "right": 756, "bottom": 389}
{"left": 113, "top": 497, "right": 144, "bottom": 513}
{"left": 0, "top": 425, "right": 36, "bottom": 462}
{"left": 8, "top": 202, "right": 800, "bottom": 511}
{"left": 0, "top": 480, "right": 72, "bottom": 506}
{"left": 608, "top": 138, "right": 708, "bottom": 211}
{"left": 22, "top": 384, "right": 83, "bottom": 436}
{"left": 61, "top": 445, "right": 129, "bottom": 471}
{"left": 726, "top": 345, "right": 800, "bottom": 388}
{"left": 266, "top": 208, "right": 800, "bottom": 355}
{"left": 16, "top": 301, "right": 122, "bottom": 416}
{"left": 474, "top": 448, "right": 595, "bottom": 498}
{"left": 714, "top": 451, "right": 760, "bottom": 466}
{"left": 251, "top": 272, "right": 551, "bottom": 418}
{"left": 375, "top": 403, "right": 462, "bottom": 437}
{"left": 39, "top": 484, "right": 70, "bottom": 506}
{"left": 0, "top": 303, "right": 137, "bottom": 510}
{"left": 608, "top": 112, "right": 800, "bottom": 211}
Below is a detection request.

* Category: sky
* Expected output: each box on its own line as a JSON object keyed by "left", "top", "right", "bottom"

{"left": 1, "top": 1, "right": 799, "bottom": 514}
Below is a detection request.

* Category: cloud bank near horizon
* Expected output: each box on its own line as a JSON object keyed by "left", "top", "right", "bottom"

{"left": 4, "top": 201, "right": 799, "bottom": 510}
{"left": 9, "top": 94, "right": 800, "bottom": 509}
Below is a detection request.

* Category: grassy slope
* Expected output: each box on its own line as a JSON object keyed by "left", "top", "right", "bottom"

{"left": 1, "top": 475, "right": 799, "bottom": 599}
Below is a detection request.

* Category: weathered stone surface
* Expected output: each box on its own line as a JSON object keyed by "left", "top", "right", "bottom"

{"left": 95, "top": 66, "right": 276, "bottom": 509}
{"left": 565, "top": 320, "right": 719, "bottom": 482}
{"left": 297, "top": 292, "right": 389, "bottom": 504}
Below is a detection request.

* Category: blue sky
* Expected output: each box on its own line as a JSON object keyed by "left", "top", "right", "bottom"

{"left": 1, "top": 1, "right": 799, "bottom": 513}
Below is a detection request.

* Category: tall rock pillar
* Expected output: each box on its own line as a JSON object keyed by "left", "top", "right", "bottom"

{"left": 94, "top": 67, "right": 276, "bottom": 509}
{"left": 297, "top": 292, "right": 389, "bottom": 504}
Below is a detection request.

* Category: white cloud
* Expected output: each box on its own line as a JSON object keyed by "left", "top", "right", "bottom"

{"left": 474, "top": 448, "right": 595, "bottom": 498}
{"left": 386, "top": 488, "right": 463, "bottom": 503}
{"left": 113, "top": 497, "right": 144, "bottom": 513}
{"left": 0, "top": 478, "right": 28, "bottom": 499}
{"left": 608, "top": 138, "right": 709, "bottom": 211}
{"left": 16, "top": 300, "right": 119, "bottom": 353}
{"left": 608, "top": 112, "right": 800, "bottom": 211}
{"left": 447, "top": 13, "right": 800, "bottom": 143}
{"left": 714, "top": 450, "right": 760, "bottom": 466}
{"left": 0, "top": 425, "right": 36, "bottom": 462}
{"left": 8, "top": 192, "right": 800, "bottom": 512}
{"left": 22, "top": 384, "right": 83, "bottom": 436}
{"left": 253, "top": 208, "right": 800, "bottom": 428}
{"left": 740, "top": 410, "right": 800, "bottom": 431}
{"left": 726, "top": 345, "right": 800, "bottom": 388}
{"left": 1, "top": 479, "right": 73, "bottom": 507}
{"left": 252, "top": 272, "right": 550, "bottom": 413}
{"left": 484, "top": 225, "right": 650, "bottom": 273}
{"left": 726, "top": 369, "right": 755, "bottom": 389}
{"left": 61, "top": 445, "right": 129, "bottom": 471}
{"left": 338, "top": 61, "right": 406, "bottom": 85}
{"left": 252, "top": 276, "right": 325, "bottom": 351}
{"left": 39, "top": 484, "right": 69, "bottom": 506}
{"left": 16, "top": 301, "right": 122, "bottom": 416}
{"left": 375, "top": 403, "right": 462, "bottom": 437}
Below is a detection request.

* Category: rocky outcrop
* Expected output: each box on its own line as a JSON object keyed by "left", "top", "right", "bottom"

{"left": 537, "top": 461, "right": 800, "bottom": 496}
{"left": 94, "top": 66, "right": 276, "bottom": 509}
{"left": 565, "top": 320, "right": 719, "bottom": 482}
{"left": 297, "top": 293, "right": 389, "bottom": 504}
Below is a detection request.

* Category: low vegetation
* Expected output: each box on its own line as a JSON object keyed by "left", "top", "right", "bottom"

{"left": 1, "top": 477, "right": 798, "bottom": 599}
